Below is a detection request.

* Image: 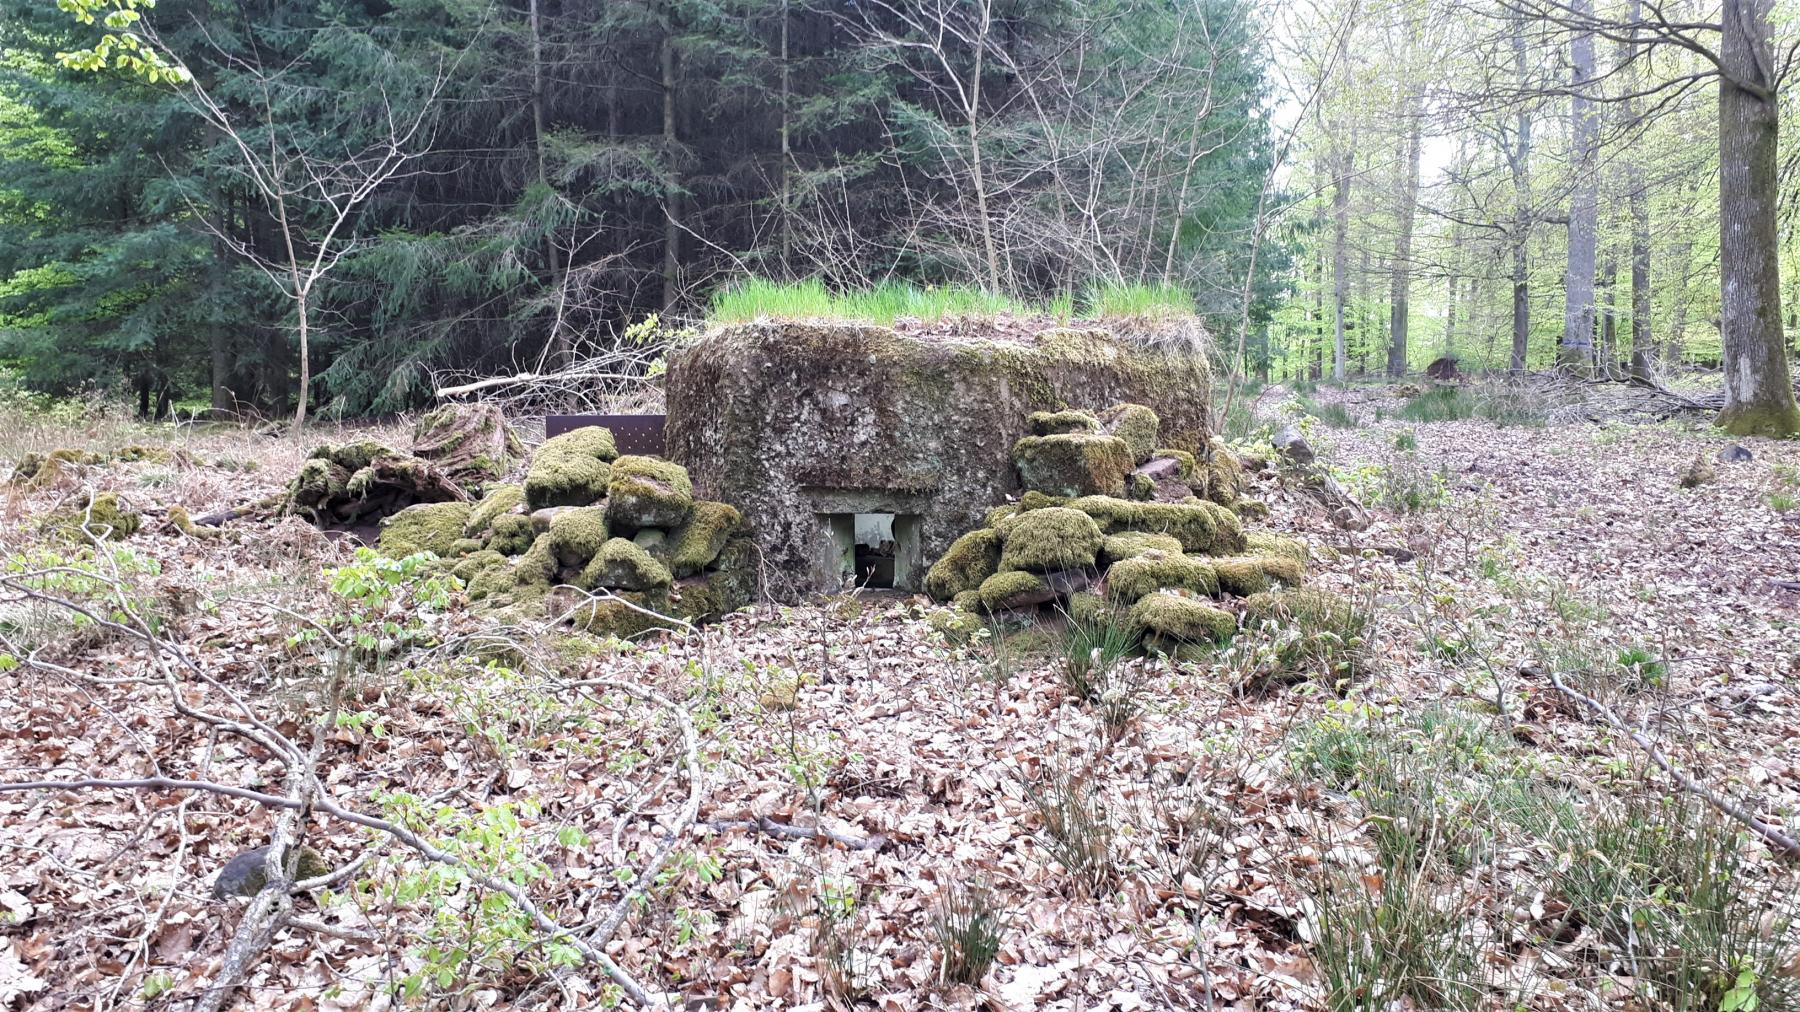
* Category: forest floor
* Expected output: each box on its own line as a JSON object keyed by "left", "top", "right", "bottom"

{"left": 1, "top": 378, "right": 1797, "bottom": 1012}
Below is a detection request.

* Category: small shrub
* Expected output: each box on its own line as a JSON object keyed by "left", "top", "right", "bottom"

{"left": 1233, "top": 588, "right": 1372, "bottom": 691}
{"left": 1336, "top": 456, "right": 1450, "bottom": 513}
{"left": 1543, "top": 792, "right": 1800, "bottom": 1011}
{"left": 931, "top": 880, "right": 1007, "bottom": 985}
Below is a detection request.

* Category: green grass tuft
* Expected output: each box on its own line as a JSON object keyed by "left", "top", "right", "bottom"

{"left": 1081, "top": 281, "right": 1196, "bottom": 319}
{"left": 709, "top": 278, "right": 1035, "bottom": 325}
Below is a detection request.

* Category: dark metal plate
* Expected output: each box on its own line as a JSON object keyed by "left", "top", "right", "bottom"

{"left": 545, "top": 414, "right": 666, "bottom": 456}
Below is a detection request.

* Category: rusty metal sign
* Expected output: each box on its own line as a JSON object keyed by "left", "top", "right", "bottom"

{"left": 545, "top": 414, "right": 666, "bottom": 456}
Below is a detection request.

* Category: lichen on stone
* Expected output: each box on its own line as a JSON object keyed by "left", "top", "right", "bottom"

{"left": 1130, "top": 591, "right": 1236, "bottom": 646}
{"left": 1028, "top": 409, "right": 1101, "bottom": 435}
{"left": 668, "top": 500, "right": 742, "bottom": 577}
{"left": 1100, "top": 403, "right": 1161, "bottom": 464}
{"left": 924, "top": 527, "right": 1003, "bottom": 601}
{"left": 605, "top": 455, "right": 694, "bottom": 532}
{"left": 1013, "top": 433, "right": 1135, "bottom": 497}
{"left": 524, "top": 427, "right": 618, "bottom": 510}
{"left": 378, "top": 501, "right": 474, "bottom": 558}
{"left": 581, "top": 537, "right": 674, "bottom": 592}
{"left": 1104, "top": 551, "right": 1218, "bottom": 603}
{"left": 997, "top": 506, "right": 1103, "bottom": 573}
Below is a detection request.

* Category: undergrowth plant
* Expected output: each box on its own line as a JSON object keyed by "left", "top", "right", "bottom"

{"left": 1024, "top": 757, "right": 1116, "bottom": 895}
{"left": 931, "top": 880, "right": 1007, "bottom": 985}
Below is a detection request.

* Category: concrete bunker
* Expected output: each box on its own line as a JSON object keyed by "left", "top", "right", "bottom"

{"left": 665, "top": 321, "right": 1214, "bottom": 599}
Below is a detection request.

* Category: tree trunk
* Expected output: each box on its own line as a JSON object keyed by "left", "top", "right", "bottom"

{"left": 1388, "top": 89, "right": 1422, "bottom": 377}
{"left": 1625, "top": 0, "right": 1655, "bottom": 381}
{"left": 1560, "top": 0, "right": 1599, "bottom": 371}
{"left": 1508, "top": 20, "right": 1533, "bottom": 374}
{"left": 967, "top": 0, "right": 1000, "bottom": 291}
{"left": 778, "top": 0, "right": 792, "bottom": 275}
{"left": 1599, "top": 246, "right": 1617, "bottom": 377}
{"left": 1331, "top": 145, "right": 1351, "bottom": 382}
{"left": 530, "top": 0, "right": 569, "bottom": 366}
{"left": 1715, "top": 0, "right": 1800, "bottom": 435}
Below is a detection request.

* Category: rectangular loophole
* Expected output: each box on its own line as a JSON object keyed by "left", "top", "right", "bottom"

{"left": 821, "top": 512, "right": 923, "bottom": 590}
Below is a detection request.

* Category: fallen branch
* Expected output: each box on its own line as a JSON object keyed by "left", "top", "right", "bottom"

{"left": 1537, "top": 666, "right": 1800, "bottom": 859}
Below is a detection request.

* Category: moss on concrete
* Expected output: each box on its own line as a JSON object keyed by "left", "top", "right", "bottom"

{"left": 466, "top": 484, "right": 525, "bottom": 536}
{"left": 1130, "top": 591, "right": 1236, "bottom": 646}
{"left": 1213, "top": 555, "right": 1304, "bottom": 597}
{"left": 924, "top": 527, "right": 1003, "bottom": 601}
{"left": 1013, "top": 433, "right": 1135, "bottom": 497}
{"left": 1101, "top": 531, "right": 1185, "bottom": 565}
{"left": 1067, "top": 496, "right": 1245, "bottom": 554}
{"left": 997, "top": 506, "right": 1103, "bottom": 573}
{"left": 1028, "top": 409, "right": 1100, "bottom": 435}
{"left": 545, "top": 506, "right": 610, "bottom": 570}
{"left": 1245, "top": 531, "right": 1308, "bottom": 564}
{"left": 378, "top": 501, "right": 474, "bottom": 558}
{"left": 606, "top": 455, "right": 694, "bottom": 531}
{"left": 488, "top": 513, "right": 536, "bottom": 555}
{"left": 524, "top": 427, "right": 618, "bottom": 510}
{"left": 978, "top": 570, "right": 1048, "bottom": 612}
{"left": 1100, "top": 403, "right": 1161, "bottom": 463}
{"left": 668, "top": 500, "right": 742, "bottom": 576}
{"left": 1104, "top": 552, "right": 1217, "bottom": 603}
{"left": 581, "top": 537, "right": 674, "bottom": 592}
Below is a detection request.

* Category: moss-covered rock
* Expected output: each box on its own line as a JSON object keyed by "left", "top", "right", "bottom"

{"left": 670, "top": 536, "right": 757, "bottom": 623}
{"left": 447, "top": 537, "right": 483, "bottom": 557}
{"left": 1104, "top": 551, "right": 1217, "bottom": 603}
{"left": 1130, "top": 592, "right": 1236, "bottom": 646}
{"left": 545, "top": 507, "right": 609, "bottom": 570}
{"left": 452, "top": 549, "right": 509, "bottom": 585}
{"left": 983, "top": 504, "right": 1020, "bottom": 528}
{"left": 466, "top": 484, "right": 525, "bottom": 536}
{"left": 524, "top": 427, "right": 618, "bottom": 510}
{"left": 1067, "top": 496, "right": 1245, "bottom": 554}
{"left": 668, "top": 500, "right": 742, "bottom": 577}
{"left": 1101, "top": 531, "right": 1185, "bottom": 565}
{"left": 924, "top": 527, "right": 1004, "bottom": 601}
{"left": 978, "top": 570, "right": 1051, "bottom": 612}
{"left": 1013, "top": 433, "right": 1134, "bottom": 497}
{"left": 1242, "top": 587, "right": 1359, "bottom": 634}
{"left": 1100, "top": 403, "right": 1161, "bottom": 464}
{"left": 49, "top": 492, "right": 140, "bottom": 541}
{"left": 114, "top": 445, "right": 172, "bottom": 464}
{"left": 1149, "top": 448, "right": 1197, "bottom": 481}
{"left": 581, "top": 537, "right": 674, "bottom": 592}
{"left": 1193, "top": 438, "right": 1244, "bottom": 506}
{"left": 1028, "top": 409, "right": 1101, "bottom": 435}
{"left": 488, "top": 513, "right": 536, "bottom": 555}
{"left": 1245, "top": 531, "right": 1308, "bottom": 564}
{"left": 378, "top": 501, "right": 473, "bottom": 558}
{"left": 605, "top": 455, "right": 694, "bottom": 532}
{"left": 1213, "top": 555, "right": 1304, "bottom": 597}
{"left": 998, "top": 506, "right": 1104, "bottom": 573}
{"left": 283, "top": 441, "right": 467, "bottom": 529}
{"left": 569, "top": 590, "right": 680, "bottom": 640}
{"left": 1066, "top": 590, "right": 1108, "bottom": 627}
{"left": 951, "top": 589, "right": 982, "bottom": 613}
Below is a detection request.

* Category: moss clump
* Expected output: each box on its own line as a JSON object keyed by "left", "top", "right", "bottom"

{"left": 1235, "top": 499, "right": 1271, "bottom": 520}
{"left": 1193, "top": 438, "right": 1244, "bottom": 506}
{"left": 951, "top": 590, "right": 982, "bottom": 613}
{"left": 983, "top": 504, "right": 1020, "bottom": 528}
{"left": 1028, "top": 409, "right": 1100, "bottom": 435}
{"left": 1013, "top": 433, "right": 1134, "bottom": 497}
{"left": 524, "top": 428, "right": 617, "bottom": 510}
{"left": 978, "top": 570, "right": 1049, "bottom": 612}
{"left": 1100, "top": 403, "right": 1161, "bottom": 463}
{"left": 998, "top": 506, "right": 1103, "bottom": 573}
{"left": 466, "top": 484, "right": 525, "bottom": 536}
{"left": 670, "top": 536, "right": 757, "bottom": 623}
{"left": 581, "top": 537, "right": 674, "bottom": 592}
{"left": 605, "top": 455, "right": 694, "bottom": 531}
{"left": 452, "top": 549, "right": 508, "bottom": 584}
{"left": 924, "top": 528, "right": 1003, "bottom": 601}
{"left": 1130, "top": 591, "right": 1236, "bottom": 646}
{"left": 1243, "top": 587, "right": 1360, "bottom": 634}
{"left": 114, "top": 445, "right": 172, "bottom": 463}
{"left": 1019, "top": 490, "right": 1069, "bottom": 511}
{"left": 668, "top": 500, "right": 742, "bottom": 577}
{"left": 1246, "top": 531, "right": 1308, "bottom": 564}
{"left": 378, "top": 501, "right": 474, "bottom": 558}
{"left": 1105, "top": 552, "right": 1218, "bottom": 603}
{"left": 1067, "top": 497, "right": 1245, "bottom": 554}
{"left": 1213, "top": 555, "right": 1304, "bottom": 597}
{"left": 50, "top": 491, "right": 140, "bottom": 541}
{"left": 1066, "top": 590, "right": 1107, "bottom": 627}
{"left": 1101, "top": 531, "right": 1184, "bottom": 564}
{"left": 488, "top": 513, "right": 536, "bottom": 555}
{"left": 447, "top": 537, "right": 483, "bottom": 557}
{"left": 545, "top": 507, "right": 609, "bottom": 569}
{"left": 165, "top": 504, "right": 220, "bottom": 540}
